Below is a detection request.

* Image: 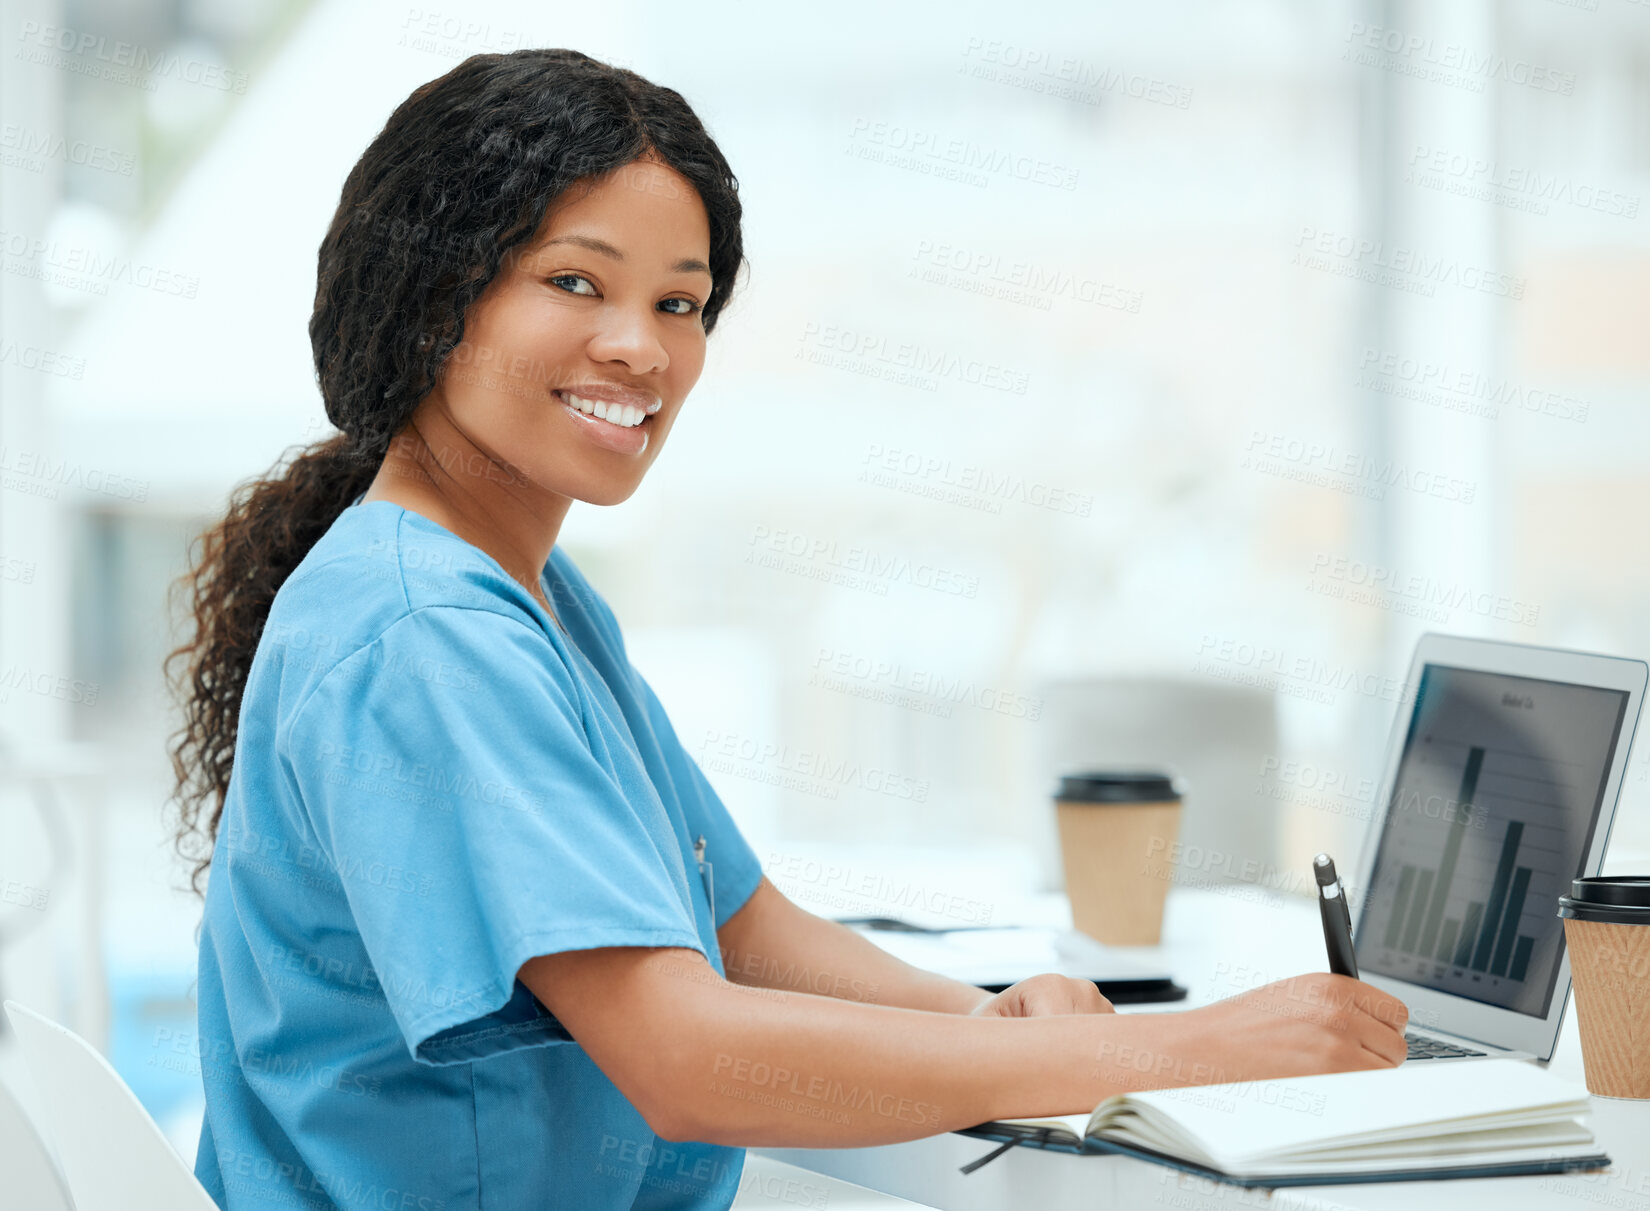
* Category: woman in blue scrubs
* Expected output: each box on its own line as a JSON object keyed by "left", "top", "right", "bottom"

{"left": 165, "top": 48, "right": 1408, "bottom": 1211}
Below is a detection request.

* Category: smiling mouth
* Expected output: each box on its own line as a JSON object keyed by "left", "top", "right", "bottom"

{"left": 553, "top": 389, "right": 657, "bottom": 430}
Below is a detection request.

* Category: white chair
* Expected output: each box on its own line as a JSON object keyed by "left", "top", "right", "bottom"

{"left": 3, "top": 1000, "right": 219, "bottom": 1210}
{"left": 0, "top": 1068, "right": 74, "bottom": 1210}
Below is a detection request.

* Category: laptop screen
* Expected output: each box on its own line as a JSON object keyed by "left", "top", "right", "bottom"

{"left": 1357, "top": 662, "right": 1630, "bottom": 1018}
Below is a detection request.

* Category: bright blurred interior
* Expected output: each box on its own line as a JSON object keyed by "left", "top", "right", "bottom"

{"left": 3, "top": 0, "right": 1649, "bottom": 1179}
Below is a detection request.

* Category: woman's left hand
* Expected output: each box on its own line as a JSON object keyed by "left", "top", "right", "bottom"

{"left": 969, "top": 973, "right": 1116, "bottom": 1017}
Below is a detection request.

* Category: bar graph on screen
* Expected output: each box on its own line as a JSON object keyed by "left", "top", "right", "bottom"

{"left": 1355, "top": 653, "right": 1637, "bottom": 1025}
{"left": 1370, "top": 738, "right": 1573, "bottom": 991}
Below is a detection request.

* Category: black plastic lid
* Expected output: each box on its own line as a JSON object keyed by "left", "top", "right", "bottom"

{"left": 1054, "top": 771, "right": 1181, "bottom": 804}
{"left": 1569, "top": 876, "right": 1650, "bottom": 906}
{"left": 1558, "top": 876, "right": 1650, "bottom": 925}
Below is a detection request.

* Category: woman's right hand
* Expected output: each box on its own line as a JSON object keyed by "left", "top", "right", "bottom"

{"left": 1100, "top": 973, "right": 1409, "bottom": 1093}
{"left": 1178, "top": 973, "right": 1409, "bottom": 1085}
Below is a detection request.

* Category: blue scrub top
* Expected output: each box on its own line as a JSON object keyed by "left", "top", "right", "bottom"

{"left": 192, "top": 497, "right": 763, "bottom": 1210}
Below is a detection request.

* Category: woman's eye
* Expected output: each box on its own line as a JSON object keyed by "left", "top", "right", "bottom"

{"left": 548, "top": 274, "right": 597, "bottom": 296}
{"left": 547, "top": 275, "right": 701, "bottom": 316}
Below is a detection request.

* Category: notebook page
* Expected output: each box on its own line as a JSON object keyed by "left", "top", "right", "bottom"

{"left": 1286, "top": 1119, "right": 1596, "bottom": 1164}
{"left": 1108, "top": 1058, "right": 1589, "bottom": 1168}
{"left": 1281, "top": 1105, "right": 1591, "bottom": 1156}
{"left": 988, "top": 1111, "right": 1090, "bottom": 1142}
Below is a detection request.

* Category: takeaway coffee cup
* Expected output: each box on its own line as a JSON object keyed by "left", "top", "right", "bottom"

{"left": 1558, "top": 876, "right": 1650, "bottom": 1099}
{"left": 1054, "top": 771, "right": 1183, "bottom": 945}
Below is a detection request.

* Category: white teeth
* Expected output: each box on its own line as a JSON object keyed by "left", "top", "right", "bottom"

{"left": 562, "top": 392, "right": 645, "bottom": 428}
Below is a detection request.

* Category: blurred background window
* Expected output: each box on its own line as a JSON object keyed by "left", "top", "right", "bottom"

{"left": 3, "top": 0, "right": 1648, "bottom": 1167}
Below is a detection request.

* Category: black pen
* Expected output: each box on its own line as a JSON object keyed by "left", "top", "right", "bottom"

{"left": 1313, "top": 853, "right": 1359, "bottom": 979}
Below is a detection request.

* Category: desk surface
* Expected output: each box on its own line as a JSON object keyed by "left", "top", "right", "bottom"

{"left": 755, "top": 884, "right": 1650, "bottom": 1211}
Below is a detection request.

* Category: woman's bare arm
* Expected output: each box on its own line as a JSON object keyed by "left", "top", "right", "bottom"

{"left": 715, "top": 877, "right": 993, "bottom": 1012}
{"left": 518, "top": 945, "right": 1408, "bottom": 1149}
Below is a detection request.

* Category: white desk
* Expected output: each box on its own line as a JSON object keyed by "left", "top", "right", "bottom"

{"left": 754, "top": 885, "right": 1650, "bottom": 1211}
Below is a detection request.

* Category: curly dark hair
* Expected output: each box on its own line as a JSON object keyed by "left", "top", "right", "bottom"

{"left": 162, "top": 48, "right": 746, "bottom": 894}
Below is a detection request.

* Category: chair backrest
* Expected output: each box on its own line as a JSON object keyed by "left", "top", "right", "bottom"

{"left": 0, "top": 1067, "right": 75, "bottom": 1210}
{"left": 1035, "top": 676, "right": 1281, "bottom": 876}
{"left": 2, "top": 1000, "right": 218, "bottom": 1211}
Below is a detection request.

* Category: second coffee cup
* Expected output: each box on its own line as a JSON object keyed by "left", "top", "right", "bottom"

{"left": 1054, "top": 770, "right": 1183, "bottom": 945}
{"left": 1559, "top": 876, "right": 1650, "bottom": 1099}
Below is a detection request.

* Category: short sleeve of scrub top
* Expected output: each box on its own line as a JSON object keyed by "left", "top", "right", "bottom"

{"left": 191, "top": 500, "right": 765, "bottom": 1211}
{"left": 288, "top": 605, "right": 707, "bottom": 1058}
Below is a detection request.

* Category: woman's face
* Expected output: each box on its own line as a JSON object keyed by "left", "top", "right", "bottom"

{"left": 432, "top": 156, "right": 713, "bottom": 506}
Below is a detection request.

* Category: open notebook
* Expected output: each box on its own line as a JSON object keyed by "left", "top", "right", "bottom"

{"left": 960, "top": 1058, "right": 1609, "bottom": 1188}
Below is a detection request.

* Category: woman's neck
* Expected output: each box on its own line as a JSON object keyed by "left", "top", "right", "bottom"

{"left": 361, "top": 408, "right": 573, "bottom": 633}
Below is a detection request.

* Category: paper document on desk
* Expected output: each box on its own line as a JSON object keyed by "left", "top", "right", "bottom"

{"left": 845, "top": 924, "right": 1170, "bottom": 987}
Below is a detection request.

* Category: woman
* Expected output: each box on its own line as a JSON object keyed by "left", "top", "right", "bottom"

{"left": 166, "top": 49, "right": 1407, "bottom": 1211}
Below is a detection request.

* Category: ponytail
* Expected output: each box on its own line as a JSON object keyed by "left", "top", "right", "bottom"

{"left": 163, "top": 436, "right": 378, "bottom": 893}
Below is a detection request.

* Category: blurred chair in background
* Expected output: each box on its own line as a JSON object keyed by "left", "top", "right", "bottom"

{"left": 1035, "top": 678, "right": 1280, "bottom": 887}
{"left": 0, "top": 739, "right": 109, "bottom": 1050}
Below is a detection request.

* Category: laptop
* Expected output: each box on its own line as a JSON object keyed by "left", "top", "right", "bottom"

{"left": 1350, "top": 633, "right": 1646, "bottom": 1063}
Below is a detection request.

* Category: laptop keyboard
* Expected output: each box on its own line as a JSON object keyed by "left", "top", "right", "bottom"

{"left": 1404, "top": 1031, "right": 1487, "bottom": 1061}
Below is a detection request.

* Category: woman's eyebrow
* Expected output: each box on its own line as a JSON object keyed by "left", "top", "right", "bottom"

{"left": 541, "top": 233, "right": 711, "bottom": 276}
